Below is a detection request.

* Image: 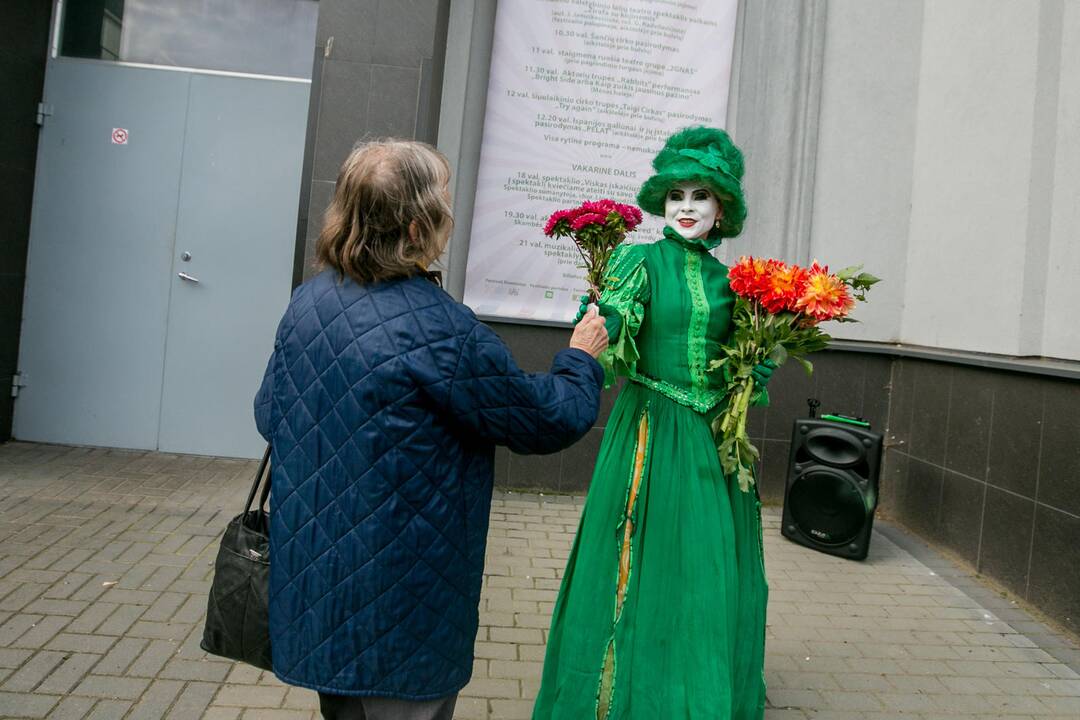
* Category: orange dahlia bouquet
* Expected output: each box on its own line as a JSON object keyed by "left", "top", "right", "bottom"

{"left": 712, "top": 258, "right": 880, "bottom": 492}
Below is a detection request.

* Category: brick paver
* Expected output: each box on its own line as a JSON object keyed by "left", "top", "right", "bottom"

{"left": 1, "top": 441, "right": 1078, "bottom": 719}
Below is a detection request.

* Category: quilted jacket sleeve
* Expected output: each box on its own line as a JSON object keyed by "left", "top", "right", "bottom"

{"left": 424, "top": 321, "right": 604, "bottom": 455}
{"left": 254, "top": 298, "right": 294, "bottom": 441}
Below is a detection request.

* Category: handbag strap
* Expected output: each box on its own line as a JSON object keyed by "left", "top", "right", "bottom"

{"left": 244, "top": 445, "right": 272, "bottom": 515}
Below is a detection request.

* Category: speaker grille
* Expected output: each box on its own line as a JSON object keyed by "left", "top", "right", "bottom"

{"left": 804, "top": 430, "right": 863, "bottom": 466}
{"left": 788, "top": 469, "right": 866, "bottom": 546}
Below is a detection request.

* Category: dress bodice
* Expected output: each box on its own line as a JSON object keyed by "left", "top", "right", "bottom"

{"left": 599, "top": 233, "right": 735, "bottom": 413}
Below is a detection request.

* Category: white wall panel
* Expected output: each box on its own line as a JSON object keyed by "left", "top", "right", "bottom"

{"left": 901, "top": 0, "right": 1039, "bottom": 355}
{"left": 1043, "top": 0, "right": 1080, "bottom": 361}
{"left": 810, "top": 0, "right": 924, "bottom": 343}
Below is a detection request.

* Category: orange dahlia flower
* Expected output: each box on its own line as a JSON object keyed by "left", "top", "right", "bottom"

{"left": 725, "top": 254, "right": 786, "bottom": 302}
{"left": 759, "top": 262, "right": 808, "bottom": 313}
{"left": 728, "top": 256, "right": 776, "bottom": 301}
{"left": 796, "top": 263, "right": 855, "bottom": 321}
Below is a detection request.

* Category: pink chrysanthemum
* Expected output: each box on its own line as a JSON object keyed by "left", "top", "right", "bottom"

{"left": 615, "top": 202, "right": 643, "bottom": 229}
{"left": 569, "top": 212, "right": 608, "bottom": 231}
{"left": 542, "top": 208, "right": 576, "bottom": 236}
{"left": 541, "top": 199, "right": 644, "bottom": 302}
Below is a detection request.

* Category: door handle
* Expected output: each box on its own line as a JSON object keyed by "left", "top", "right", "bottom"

{"left": 178, "top": 272, "right": 200, "bottom": 283}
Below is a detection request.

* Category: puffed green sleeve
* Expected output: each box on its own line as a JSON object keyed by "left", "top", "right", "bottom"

{"left": 597, "top": 244, "right": 650, "bottom": 387}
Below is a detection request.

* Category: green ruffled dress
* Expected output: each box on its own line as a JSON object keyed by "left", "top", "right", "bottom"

{"left": 532, "top": 229, "right": 768, "bottom": 719}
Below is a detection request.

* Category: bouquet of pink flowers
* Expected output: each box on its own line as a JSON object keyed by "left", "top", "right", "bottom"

{"left": 543, "top": 200, "right": 643, "bottom": 302}
{"left": 712, "top": 257, "right": 880, "bottom": 492}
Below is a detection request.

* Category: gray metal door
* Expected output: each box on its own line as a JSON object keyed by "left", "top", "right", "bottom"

{"left": 15, "top": 61, "right": 188, "bottom": 450}
{"left": 15, "top": 59, "right": 308, "bottom": 458}
{"left": 157, "top": 74, "right": 308, "bottom": 458}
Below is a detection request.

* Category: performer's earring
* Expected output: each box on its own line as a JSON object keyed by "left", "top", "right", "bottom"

{"left": 714, "top": 217, "right": 721, "bottom": 230}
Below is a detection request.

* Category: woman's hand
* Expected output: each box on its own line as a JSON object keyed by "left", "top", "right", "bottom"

{"left": 569, "top": 307, "right": 610, "bottom": 358}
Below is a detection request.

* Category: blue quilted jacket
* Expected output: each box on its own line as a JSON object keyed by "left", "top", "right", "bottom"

{"left": 254, "top": 270, "right": 602, "bottom": 699}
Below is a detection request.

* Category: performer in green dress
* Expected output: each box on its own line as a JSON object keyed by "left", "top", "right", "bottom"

{"left": 533, "top": 127, "right": 773, "bottom": 720}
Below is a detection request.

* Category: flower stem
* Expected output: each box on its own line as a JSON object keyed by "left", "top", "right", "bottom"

{"left": 735, "top": 377, "right": 752, "bottom": 438}
{"left": 720, "top": 389, "right": 740, "bottom": 434}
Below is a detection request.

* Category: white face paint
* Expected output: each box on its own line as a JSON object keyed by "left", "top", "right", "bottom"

{"left": 664, "top": 183, "right": 721, "bottom": 240}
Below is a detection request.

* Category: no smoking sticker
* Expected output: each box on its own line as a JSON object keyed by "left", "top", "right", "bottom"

{"left": 111, "top": 128, "right": 129, "bottom": 145}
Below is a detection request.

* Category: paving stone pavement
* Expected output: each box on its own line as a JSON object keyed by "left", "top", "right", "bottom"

{"left": 1, "top": 441, "right": 1079, "bottom": 719}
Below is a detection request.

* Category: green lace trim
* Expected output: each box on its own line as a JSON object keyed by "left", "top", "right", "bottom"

{"left": 628, "top": 374, "right": 726, "bottom": 414}
{"left": 684, "top": 250, "right": 711, "bottom": 395}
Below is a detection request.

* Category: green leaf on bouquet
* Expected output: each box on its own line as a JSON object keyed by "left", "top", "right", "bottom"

{"left": 853, "top": 272, "right": 881, "bottom": 288}
{"left": 797, "top": 334, "right": 830, "bottom": 353}
{"left": 835, "top": 264, "right": 863, "bottom": 280}
{"left": 769, "top": 344, "right": 789, "bottom": 366}
{"left": 739, "top": 438, "right": 761, "bottom": 461}
{"left": 736, "top": 465, "right": 755, "bottom": 493}
{"left": 719, "top": 452, "right": 738, "bottom": 476}
{"left": 775, "top": 311, "right": 797, "bottom": 326}
{"left": 793, "top": 355, "right": 814, "bottom": 376}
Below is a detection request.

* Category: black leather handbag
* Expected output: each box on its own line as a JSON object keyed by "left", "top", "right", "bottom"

{"left": 200, "top": 446, "right": 273, "bottom": 670}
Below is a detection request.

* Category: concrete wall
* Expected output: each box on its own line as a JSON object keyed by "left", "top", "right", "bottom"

{"left": 808, "top": 0, "right": 922, "bottom": 344}
{"left": 1043, "top": 1, "right": 1080, "bottom": 360}
{"left": 437, "top": 0, "right": 1080, "bottom": 364}
{"left": 747, "top": 347, "right": 1080, "bottom": 639}
{"left": 880, "top": 357, "right": 1080, "bottom": 636}
{"left": 741, "top": 0, "right": 1080, "bottom": 634}
{"left": 436, "top": 0, "right": 497, "bottom": 301}
{"left": 298, "top": 0, "right": 450, "bottom": 276}
{"left": 813, "top": 0, "right": 1080, "bottom": 361}
{"left": 0, "top": 3, "right": 52, "bottom": 440}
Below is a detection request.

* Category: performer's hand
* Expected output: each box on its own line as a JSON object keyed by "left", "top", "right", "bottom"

{"left": 750, "top": 359, "right": 777, "bottom": 388}
{"left": 573, "top": 295, "right": 622, "bottom": 339}
{"left": 597, "top": 304, "right": 622, "bottom": 339}
{"left": 572, "top": 295, "right": 590, "bottom": 324}
{"left": 569, "top": 307, "right": 609, "bottom": 358}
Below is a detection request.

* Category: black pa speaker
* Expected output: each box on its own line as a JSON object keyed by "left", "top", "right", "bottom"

{"left": 780, "top": 416, "right": 883, "bottom": 560}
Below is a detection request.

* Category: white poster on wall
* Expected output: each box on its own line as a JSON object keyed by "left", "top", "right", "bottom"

{"left": 463, "top": 0, "right": 738, "bottom": 323}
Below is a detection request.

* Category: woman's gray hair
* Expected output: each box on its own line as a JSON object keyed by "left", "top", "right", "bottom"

{"left": 316, "top": 139, "right": 452, "bottom": 284}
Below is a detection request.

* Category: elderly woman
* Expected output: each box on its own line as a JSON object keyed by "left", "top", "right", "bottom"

{"left": 254, "top": 139, "right": 608, "bottom": 720}
{"left": 533, "top": 127, "right": 774, "bottom": 719}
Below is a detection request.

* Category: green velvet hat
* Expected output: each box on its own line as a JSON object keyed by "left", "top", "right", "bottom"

{"left": 636, "top": 126, "right": 747, "bottom": 240}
